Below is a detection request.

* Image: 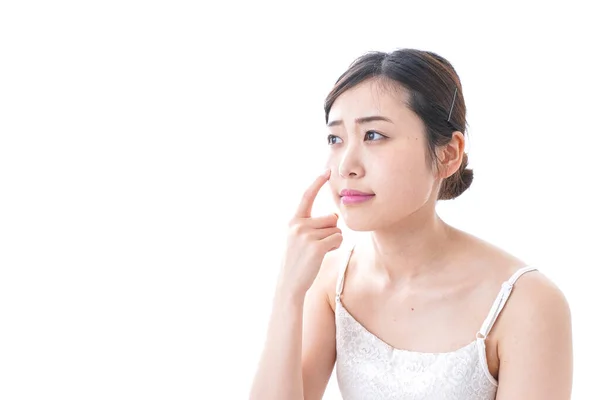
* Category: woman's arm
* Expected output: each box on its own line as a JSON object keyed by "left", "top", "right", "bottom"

{"left": 248, "top": 284, "right": 307, "bottom": 400}
{"left": 248, "top": 250, "right": 340, "bottom": 400}
{"left": 300, "top": 253, "right": 338, "bottom": 400}
{"left": 249, "top": 169, "right": 341, "bottom": 399}
{"left": 495, "top": 273, "right": 573, "bottom": 399}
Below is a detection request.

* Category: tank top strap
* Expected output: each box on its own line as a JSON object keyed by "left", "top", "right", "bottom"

{"left": 477, "top": 265, "right": 538, "bottom": 339}
{"left": 335, "top": 244, "right": 356, "bottom": 299}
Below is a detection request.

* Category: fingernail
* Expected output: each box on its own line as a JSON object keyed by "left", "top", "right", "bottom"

{"left": 323, "top": 168, "right": 330, "bottom": 176}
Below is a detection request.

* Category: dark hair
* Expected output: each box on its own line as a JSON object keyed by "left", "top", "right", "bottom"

{"left": 324, "top": 48, "right": 473, "bottom": 200}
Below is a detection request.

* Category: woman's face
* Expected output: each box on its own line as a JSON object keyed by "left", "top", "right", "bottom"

{"left": 325, "top": 78, "right": 441, "bottom": 231}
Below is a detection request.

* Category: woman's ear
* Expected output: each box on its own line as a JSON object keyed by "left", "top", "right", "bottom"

{"left": 438, "top": 131, "right": 465, "bottom": 179}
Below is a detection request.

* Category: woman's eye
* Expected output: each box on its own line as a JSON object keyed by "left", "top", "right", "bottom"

{"left": 365, "top": 130, "right": 386, "bottom": 141}
{"left": 327, "top": 134, "right": 341, "bottom": 145}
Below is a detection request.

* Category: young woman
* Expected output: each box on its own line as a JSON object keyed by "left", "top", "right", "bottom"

{"left": 249, "top": 48, "right": 572, "bottom": 399}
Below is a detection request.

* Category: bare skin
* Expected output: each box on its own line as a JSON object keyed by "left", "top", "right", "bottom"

{"left": 249, "top": 169, "right": 342, "bottom": 400}
{"left": 250, "top": 77, "right": 572, "bottom": 400}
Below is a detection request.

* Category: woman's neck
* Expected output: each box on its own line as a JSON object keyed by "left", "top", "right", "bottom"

{"left": 366, "top": 212, "right": 457, "bottom": 283}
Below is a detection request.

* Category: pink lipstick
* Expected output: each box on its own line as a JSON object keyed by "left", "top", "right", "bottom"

{"left": 339, "top": 189, "right": 375, "bottom": 205}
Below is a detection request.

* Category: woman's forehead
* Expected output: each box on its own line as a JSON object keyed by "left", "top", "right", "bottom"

{"left": 328, "top": 78, "right": 412, "bottom": 122}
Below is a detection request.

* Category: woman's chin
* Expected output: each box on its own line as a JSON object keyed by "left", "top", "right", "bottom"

{"left": 343, "top": 217, "right": 380, "bottom": 232}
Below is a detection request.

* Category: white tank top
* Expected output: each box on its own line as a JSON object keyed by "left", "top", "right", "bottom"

{"left": 334, "top": 245, "right": 537, "bottom": 399}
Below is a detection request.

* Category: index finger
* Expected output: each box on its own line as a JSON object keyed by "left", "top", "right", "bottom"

{"left": 295, "top": 169, "right": 331, "bottom": 218}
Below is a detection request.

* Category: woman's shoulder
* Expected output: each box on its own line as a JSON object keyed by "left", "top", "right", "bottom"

{"left": 458, "top": 229, "right": 569, "bottom": 333}
{"left": 310, "top": 243, "right": 354, "bottom": 311}
{"left": 480, "top": 238, "right": 569, "bottom": 335}
{"left": 470, "top": 234, "right": 571, "bottom": 386}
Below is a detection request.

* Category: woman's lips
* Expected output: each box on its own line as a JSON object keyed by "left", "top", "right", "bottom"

{"left": 339, "top": 189, "right": 374, "bottom": 196}
{"left": 340, "top": 194, "right": 375, "bottom": 205}
{"left": 339, "top": 189, "right": 375, "bottom": 205}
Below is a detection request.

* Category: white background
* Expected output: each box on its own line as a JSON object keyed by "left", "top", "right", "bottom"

{"left": 1, "top": 1, "right": 598, "bottom": 399}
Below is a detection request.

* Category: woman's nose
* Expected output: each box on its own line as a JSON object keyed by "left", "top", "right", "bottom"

{"left": 338, "top": 148, "right": 364, "bottom": 179}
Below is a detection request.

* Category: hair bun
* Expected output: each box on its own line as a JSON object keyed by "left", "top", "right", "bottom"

{"left": 438, "top": 153, "right": 473, "bottom": 200}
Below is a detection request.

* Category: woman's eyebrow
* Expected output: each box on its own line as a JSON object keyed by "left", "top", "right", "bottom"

{"left": 327, "top": 115, "right": 393, "bottom": 127}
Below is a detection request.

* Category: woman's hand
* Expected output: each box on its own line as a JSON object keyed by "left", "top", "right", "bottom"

{"left": 277, "top": 169, "right": 343, "bottom": 299}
